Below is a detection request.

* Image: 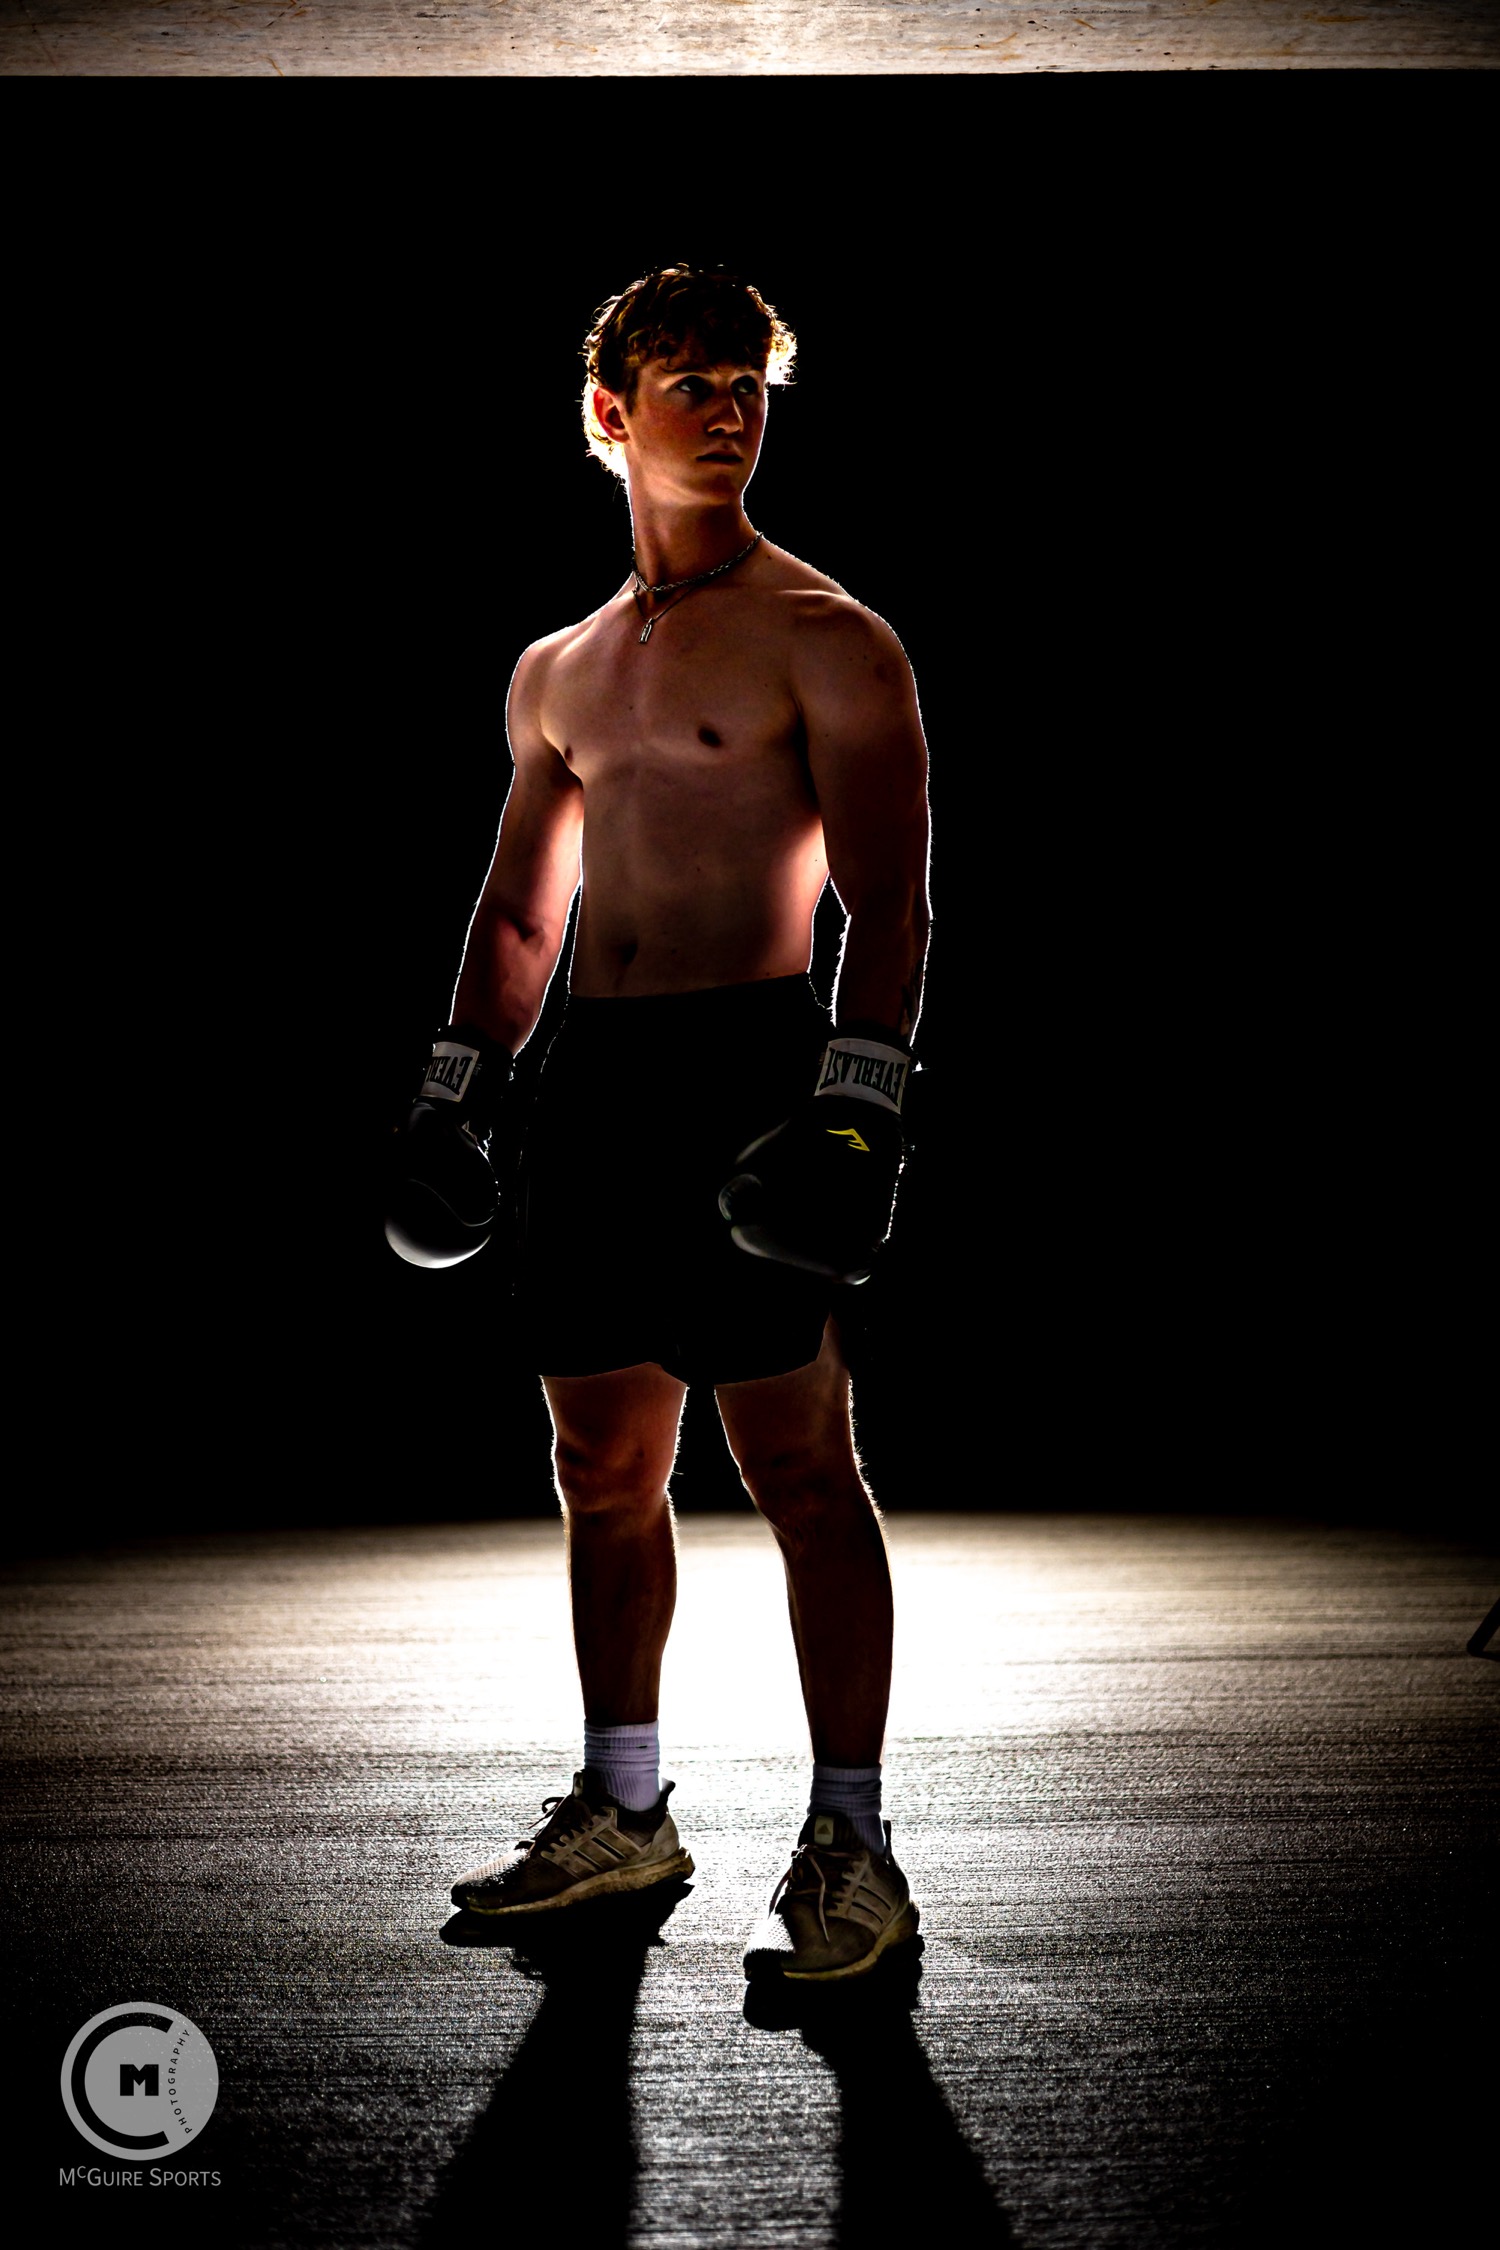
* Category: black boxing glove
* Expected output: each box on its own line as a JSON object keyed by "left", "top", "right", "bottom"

{"left": 718, "top": 1022, "right": 912, "bottom": 1285}
{"left": 384, "top": 1025, "right": 513, "bottom": 1269}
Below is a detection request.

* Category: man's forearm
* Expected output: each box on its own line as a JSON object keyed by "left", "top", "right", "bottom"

{"left": 832, "top": 897, "right": 930, "bottom": 1043}
{"left": 450, "top": 901, "right": 573, "bottom": 1056}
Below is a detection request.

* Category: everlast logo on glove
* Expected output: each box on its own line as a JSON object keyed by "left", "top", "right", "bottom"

{"left": 421, "top": 1042, "right": 481, "bottom": 1103}
{"left": 813, "top": 1038, "right": 910, "bottom": 1115}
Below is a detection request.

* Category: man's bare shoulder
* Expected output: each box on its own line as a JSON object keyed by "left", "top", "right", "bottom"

{"left": 758, "top": 541, "right": 906, "bottom": 658}
{"left": 507, "top": 600, "right": 620, "bottom": 746}
{"left": 757, "top": 539, "right": 851, "bottom": 600}
{"left": 511, "top": 603, "right": 614, "bottom": 689}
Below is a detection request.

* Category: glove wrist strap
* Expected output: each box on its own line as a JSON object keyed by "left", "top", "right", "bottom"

{"left": 417, "top": 1024, "right": 514, "bottom": 1129}
{"left": 813, "top": 1023, "right": 913, "bottom": 1118}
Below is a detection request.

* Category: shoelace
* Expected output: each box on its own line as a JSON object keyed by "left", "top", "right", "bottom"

{"left": 770, "top": 1844, "right": 841, "bottom": 1945}
{"left": 515, "top": 1792, "right": 587, "bottom": 1855}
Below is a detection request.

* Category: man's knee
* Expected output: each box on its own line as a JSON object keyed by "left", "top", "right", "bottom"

{"left": 736, "top": 1434, "right": 868, "bottom": 1537}
{"left": 552, "top": 1432, "right": 670, "bottom": 1518}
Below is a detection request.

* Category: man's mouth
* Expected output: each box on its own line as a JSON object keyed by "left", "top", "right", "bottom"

{"left": 699, "top": 451, "right": 742, "bottom": 463}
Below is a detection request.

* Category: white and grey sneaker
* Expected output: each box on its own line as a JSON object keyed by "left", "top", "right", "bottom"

{"left": 743, "top": 1812, "right": 920, "bottom": 1982}
{"left": 451, "top": 1772, "right": 693, "bottom": 1920}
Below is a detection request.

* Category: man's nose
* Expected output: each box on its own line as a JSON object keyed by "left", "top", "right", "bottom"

{"left": 706, "top": 389, "right": 746, "bottom": 434}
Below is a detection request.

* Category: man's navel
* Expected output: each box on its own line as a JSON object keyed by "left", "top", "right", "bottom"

{"left": 697, "top": 725, "right": 724, "bottom": 749}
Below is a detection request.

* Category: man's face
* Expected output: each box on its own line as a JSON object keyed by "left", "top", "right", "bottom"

{"left": 597, "top": 351, "right": 769, "bottom": 505}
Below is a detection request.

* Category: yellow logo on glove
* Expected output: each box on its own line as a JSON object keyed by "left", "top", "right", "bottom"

{"left": 826, "top": 1126, "right": 870, "bottom": 1152}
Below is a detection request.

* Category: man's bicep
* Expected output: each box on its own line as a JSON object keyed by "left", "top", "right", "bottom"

{"left": 486, "top": 762, "right": 583, "bottom": 926}
{"left": 477, "top": 659, "right": 583, "bottom": 936}
{"left": 800, "top": 613, "right": 930, "bottom": 909}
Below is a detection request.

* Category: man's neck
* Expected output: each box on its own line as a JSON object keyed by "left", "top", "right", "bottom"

{"left": 627, "top": 494, "right": 757, "bottom": 592}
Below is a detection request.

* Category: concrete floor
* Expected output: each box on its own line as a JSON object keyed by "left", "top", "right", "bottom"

{"left": 4, "top": 1512, "right": 1496, "bottom": 2247}
{"left": 2, "top": 0, "right": 1498, "bottom": 71}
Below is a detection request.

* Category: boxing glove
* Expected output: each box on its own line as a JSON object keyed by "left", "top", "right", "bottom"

{"left": 719, "top": 1023, "right": 912, "bottom": 1285}
{"left": 385, "top": 1025, "right": 512, "bottom": 1269}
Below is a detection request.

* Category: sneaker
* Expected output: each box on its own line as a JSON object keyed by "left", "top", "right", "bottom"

{"left": 451, "top": 1772, "right": 693, "bottom": 1919}
{"left": 742, "top": 1812, "right": 920, "bottom": 1982}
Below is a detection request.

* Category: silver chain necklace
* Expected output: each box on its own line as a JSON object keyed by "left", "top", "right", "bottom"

{"left": 630, "top": 531, "right": 762, "bottom": 645}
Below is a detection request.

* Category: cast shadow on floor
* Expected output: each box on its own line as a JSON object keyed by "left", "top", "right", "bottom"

{"left": 745, "top": 1949, "right": 1014, "bottom": 2247}
{"left": 422, "top": 1884, "right": 684, "bottom": 2243}
{"left": 424, "top": 1891, "right": 1011, "bottom": 2249}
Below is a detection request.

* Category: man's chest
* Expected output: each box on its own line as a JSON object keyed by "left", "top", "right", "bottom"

{"left": 542, "top": 603, "right": 804, "bottom": 787}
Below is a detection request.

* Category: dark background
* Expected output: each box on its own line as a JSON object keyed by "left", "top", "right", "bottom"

{"left": 13, "top": 79, "right": 1489, "bottom": 1549}
{"left": 4, "top": 95, "right": 1491, "bottom": 2250}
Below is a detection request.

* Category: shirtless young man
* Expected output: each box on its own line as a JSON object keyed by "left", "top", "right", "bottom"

{"left": 387, "top": 266, "right": 931, "bottom": 1984}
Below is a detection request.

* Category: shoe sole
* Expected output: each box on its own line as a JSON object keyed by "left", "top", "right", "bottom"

{"left": 756, "top": 1900, "right": 922, "bottom": 1983}
{"left": 454, "top": 1847, "right": 694, "bottom": 1919}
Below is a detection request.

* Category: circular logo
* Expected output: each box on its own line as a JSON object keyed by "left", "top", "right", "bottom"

{"left": 60, "top": 2004, "right": 220, "bottom": 2159}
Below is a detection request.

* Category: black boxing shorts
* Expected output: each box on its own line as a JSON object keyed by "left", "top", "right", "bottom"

{"left": 513, "top": 976, "right": 835, "bottom": 1385}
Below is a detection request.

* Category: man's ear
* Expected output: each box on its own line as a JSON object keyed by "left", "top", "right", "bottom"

{"left": 593, "top": 385, "right": 628, "bottom": 445}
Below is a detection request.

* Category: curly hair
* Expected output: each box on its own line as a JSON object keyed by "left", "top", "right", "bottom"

{"left": 581, "top": 264, "right": 797, "bottom": 478}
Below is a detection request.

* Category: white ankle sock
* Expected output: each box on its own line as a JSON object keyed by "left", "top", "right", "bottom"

{"left": 809, "top": 1762, "right": 885, "bottom": 1852}
{"left": 583, "top": 1720, "right": 661, "bottom": 1813}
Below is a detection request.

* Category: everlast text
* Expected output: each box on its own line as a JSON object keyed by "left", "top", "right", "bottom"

{"left": 815, "top": 1043, "right": 909, "bottom": 1111}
